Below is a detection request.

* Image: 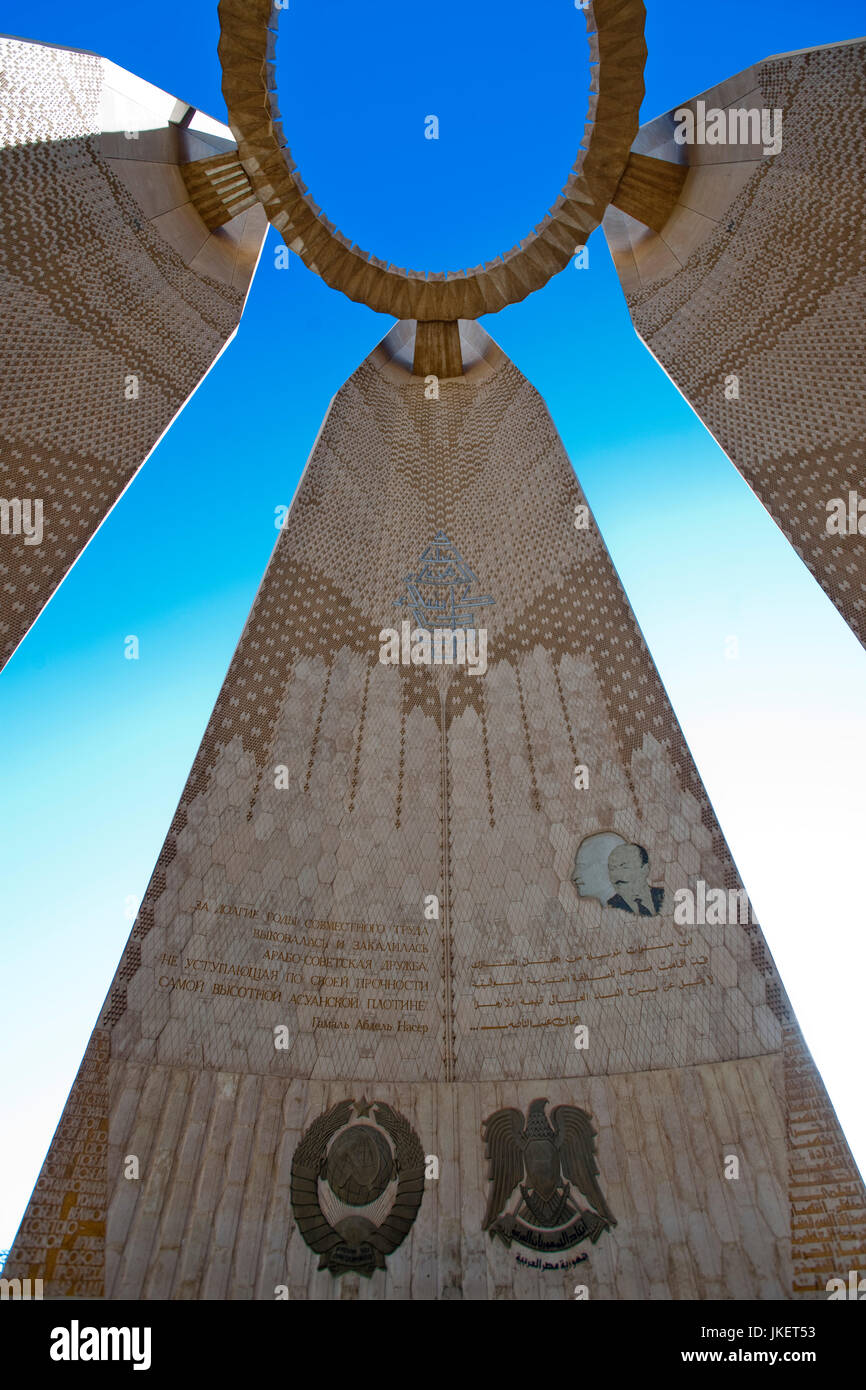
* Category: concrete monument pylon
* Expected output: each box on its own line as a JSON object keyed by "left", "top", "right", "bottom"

{"left": 602, "top": 38, "right": 866, "bottom": 650}
{"left": 4, "top": 1, "right": 865, "bottom": 1300}
{"left": 0, "top": 34, "right": 267, "bottom": 671}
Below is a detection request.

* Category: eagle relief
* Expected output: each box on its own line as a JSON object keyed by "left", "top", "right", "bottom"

{"left": 481, "top": 1099, "right": 616, "bottom": 1254}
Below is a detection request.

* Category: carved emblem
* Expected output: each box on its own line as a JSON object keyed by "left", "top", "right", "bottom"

{"left": 481, "top": 1098, "right": 616, "bottom": 1253}
{"left": 395, "top": 530, "right": 494, "bottom": 636}
{"left": 291, "top": 1097, "right": 425, "bottom": 1278}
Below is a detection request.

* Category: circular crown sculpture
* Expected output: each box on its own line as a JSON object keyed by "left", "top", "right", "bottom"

{"left": 218, "top": 0, "right": 647, "bottom": 320}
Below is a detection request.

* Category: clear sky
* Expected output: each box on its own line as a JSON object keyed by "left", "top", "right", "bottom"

{"left": 1, "top": 0, "right": 865, "bottom": 1257}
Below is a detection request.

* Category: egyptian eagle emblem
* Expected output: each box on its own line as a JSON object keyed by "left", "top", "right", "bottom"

{"left": 481, "top": 1098, "right": 616, "bottom": 1252}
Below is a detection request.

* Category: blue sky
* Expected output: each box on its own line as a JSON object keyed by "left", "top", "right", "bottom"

{"left": 1, "top": 0, "right": 865, "bottom": 1254}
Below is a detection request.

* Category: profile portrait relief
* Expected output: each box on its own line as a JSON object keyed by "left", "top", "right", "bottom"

{"left": 572, "top": 833, "right": 665, "bottom": 916}
{"left": 570, "top": 831, "right": 626, "bottom": 906}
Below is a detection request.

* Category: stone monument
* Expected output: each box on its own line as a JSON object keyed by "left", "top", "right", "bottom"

{"left": 3, "top": 1, "right": 864, "bottom": 1300}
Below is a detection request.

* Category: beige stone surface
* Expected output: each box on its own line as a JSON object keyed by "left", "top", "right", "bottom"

{"left": 0, "top": 35, "right": 268, "bottom": 670}
{"left": 7, "top": 322, "right": 863, "bottom": 1298}
{"left": 603, "top": 39, "right": 866, "bottom": 648}
{"left": 91, "top": 1058, "right": 792, "bottom": 1301}
{"left": 5, "top": 31, "right": 864, "bottom": 1302}
{"left": 104, "top": 157, "right": 192, "bottom": 220}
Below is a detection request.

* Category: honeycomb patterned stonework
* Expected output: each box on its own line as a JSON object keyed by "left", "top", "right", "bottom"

{"left": 96, "top": 328, "right": 788, "bottom": 1086}
{"left": 0, "top": 36, "right": 266, "bottom": 669}
{"left": 5, "top": 32, "right": 864, "bottom": 1301}
{"left": 603, "top": 41, "right": 866, "bottom": 648}
{"left": 8, "top": 323, "right": 863, "bottom": 1298}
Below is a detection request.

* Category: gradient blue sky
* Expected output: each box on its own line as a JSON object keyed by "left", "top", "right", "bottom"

{"left": 1, "top": 0, "right": 865, "bottom": 1254}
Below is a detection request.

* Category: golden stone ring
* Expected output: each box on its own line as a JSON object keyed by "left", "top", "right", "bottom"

{"left": 218, "top": 0, "right": 647, "bottom": 319}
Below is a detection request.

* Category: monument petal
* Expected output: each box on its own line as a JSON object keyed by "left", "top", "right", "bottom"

{"left": 3, "top": 10, "right": 865, "bottom": 1303}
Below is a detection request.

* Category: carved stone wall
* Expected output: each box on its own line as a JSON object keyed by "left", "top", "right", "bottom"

{"left": 7, "top": 323, "right": 863, "bottom": 1297}
{"left": 99, "top": 1062, "right": 790, "bottom": 1300}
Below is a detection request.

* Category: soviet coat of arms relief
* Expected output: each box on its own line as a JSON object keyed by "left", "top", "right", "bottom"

{"left": 290, "top": 1098, "right": 426, "bottom": 1278}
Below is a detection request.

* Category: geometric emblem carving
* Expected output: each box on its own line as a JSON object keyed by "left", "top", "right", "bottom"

{"left": 291, "top": 1098, "right": 426, "bottom": 1278}
{"left": 481, "top": 1099, "right": 616, "bottom": 1253}
{"left": 394, "top": 530, "right": 494, "bottom": 637}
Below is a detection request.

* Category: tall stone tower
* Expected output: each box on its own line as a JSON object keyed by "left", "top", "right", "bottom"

{"left": 6, "top": 319, "right": 865, "bottom": 1299}
{"left": 3, "top": 2, "right": 864, "bottom": 1300}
